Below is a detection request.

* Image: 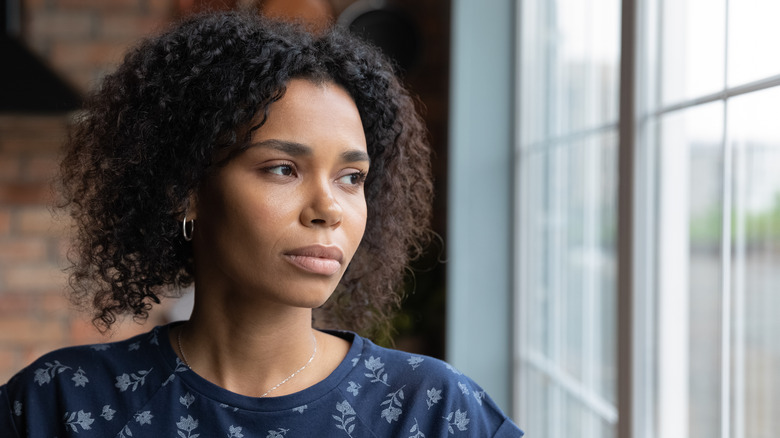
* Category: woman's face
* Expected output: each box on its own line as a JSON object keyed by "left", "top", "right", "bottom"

{"left": 191, "top": 79, "right": 369, "bottom": 309}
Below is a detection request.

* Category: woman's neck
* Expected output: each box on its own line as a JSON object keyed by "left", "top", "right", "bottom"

{"left": 173, "top": 292, "right": 323, "bottom": 398}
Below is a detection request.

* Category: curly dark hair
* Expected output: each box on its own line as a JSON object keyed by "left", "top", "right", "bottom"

{"left": 59, "top": 12, "right": 433, "bottom": 338}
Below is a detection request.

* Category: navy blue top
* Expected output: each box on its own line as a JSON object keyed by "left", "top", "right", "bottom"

{"left": 1, "top": 324, "right": 523, "bottom": 437}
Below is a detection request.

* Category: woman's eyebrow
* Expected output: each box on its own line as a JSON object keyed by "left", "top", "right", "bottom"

{"left": 248, "top": 139, "right": 311, "bottom": 156}
{"left": 248, "top": 139, "right": 370, "bottom": 164}
{"left": 341, "top": 149, "right": 370, "bottom": 164}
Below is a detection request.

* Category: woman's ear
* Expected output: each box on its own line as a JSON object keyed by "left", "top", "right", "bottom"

{"left": 185, "top": 193, "right": 199, "bottom": 221}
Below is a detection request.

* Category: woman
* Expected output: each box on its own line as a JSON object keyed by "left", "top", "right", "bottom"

{"left": 0, "top": 12, "right": 523, "bottom": 437}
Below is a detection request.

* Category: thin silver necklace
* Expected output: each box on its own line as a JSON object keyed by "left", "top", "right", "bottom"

{"left": 177, "top": 327, "right": 318, "bottom": 398}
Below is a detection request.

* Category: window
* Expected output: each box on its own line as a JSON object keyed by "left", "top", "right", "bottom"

{"left": 515, "top": 0, "right": 620, "bottom": 436}
{"left": 514, "top": 0, "right": 780, "bottom": 437}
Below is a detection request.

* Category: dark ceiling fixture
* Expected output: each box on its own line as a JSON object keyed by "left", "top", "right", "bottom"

{"left": 0, "top": 0, "right": 82, "bottom": 113}
{"left": 338, "top": 0, "right": 421, "bottom": 75}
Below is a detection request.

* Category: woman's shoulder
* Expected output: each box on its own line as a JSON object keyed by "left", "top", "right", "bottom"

{"left": 354, "top": 335, "right": 480, "bottom": 388}
{"left": 339, "top": 333, "right": 524, "bottom": 437}
{"left": 2, "top": 325, "right": 171, "bottom": 410}
{"left": 1, "top": 326, "right": 174, "bottom": 436}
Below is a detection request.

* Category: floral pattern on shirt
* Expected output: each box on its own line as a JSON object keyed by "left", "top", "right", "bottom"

{"left": 0, "top": 325, "right": 523, "bottom": 438}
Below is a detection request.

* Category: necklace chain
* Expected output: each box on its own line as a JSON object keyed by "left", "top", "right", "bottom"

{"left": 177, "top": 327, "right": 318, "bottom": 398}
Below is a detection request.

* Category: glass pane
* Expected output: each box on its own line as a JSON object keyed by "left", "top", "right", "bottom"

{"left": 517, "top": 133, "right": 618, "bottom": 436}
{"left": 661, "top": 0, "right": 726, "bottom": 106}
{"left": 517, "top": 0, "right": 620, "bottom": 434}
{"left": 728, "top": 0, "right": 780, "bottom": 86}
{"left": 518, "top": 0, "right": 620, "bottom": 147}
{"left": 729, "top": 87, "right": 780, "bottom": 437}
{"left": 657, "top": 102, "right": 724, "bottom": 438}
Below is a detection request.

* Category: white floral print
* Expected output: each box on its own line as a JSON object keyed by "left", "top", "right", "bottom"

{"left": 176, "top": 414, "right": 200, "bottom": 438}
{"left": 117, "top": 425, "right": 132, "bottom": 437}
{"left": 380, "top": 386, "right": 405, "bottom": 423}
{"left": 72, "top": 367, "right": 89, "bottom": 387}
{"left": 64, "top": 410, "right": 94, "bottom": 432}
{"left": 407, "top": 356, "right": 424, "bottom": 370}
{"left": 473, "top": 390, "right": 485, "bottom": 406}
{"left": 101, "top": 404, "right": 116, "bottom": 421}
{"left": 409, "top": 418, "right": 426, "bottom": 438}
{"left": 333, "top": 400, "right": 357, "bottom": 437}
{"left": 426, "top": 388, "right": 443, "bottom": 409}
{"left": 33, "top": 360, "right": 70, "bottom": 386}
{"left": 444, "top": 409, "right": 470, "bottom": 434}
{"left": 180, "top": 392, "right": 195, "bottom": 408}
{"left": 346, "top": 381, "right": 361, "bottom": 396}
{"left": 135, "top": 410, "right": 153, "bottom": 425}
{"left": 0, "top": 326, "right": 522, "bottom": 437}
{"left": 364, "top": 356, "right": 390, "bottom": 386}
{"left": 115, "top": 368, "right": 153, "bottom": 392}
{"left": 445, "top": 363, "right": 463, "bottom": 375}
{"left": 266, "top": 428, "right": 289, "bottom": 437}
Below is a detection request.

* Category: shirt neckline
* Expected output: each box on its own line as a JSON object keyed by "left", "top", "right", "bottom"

{"left": 155, "top": 322, "right": 363, "bottom": 412}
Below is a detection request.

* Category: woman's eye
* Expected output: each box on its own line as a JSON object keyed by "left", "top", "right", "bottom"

{"left": 337, "top": 171, "right": 367, "bottom": 186}
{"left": 266, "top": 165, "right": 295, "bottom": 176}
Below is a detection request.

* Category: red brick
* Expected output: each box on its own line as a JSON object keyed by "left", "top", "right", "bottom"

{"left": 55, "top": 0, "right": 141, "bottom": 11}
{"left": 0, "top": 348, "right": 19, "bottom": 384}
{"left": 0, "top": 316, "right": 66, "bottom": 344}
{"left": 0, "top": 155, "right": 22, "bottom": 181}
{"left": 0, "top": 116, "right": 69, "bottom": 134}
{"left": 0, "top": 238, "right": 49, "bottom": 264}
{"left": 29, "top": 11, "right": 95, "bottom": 40}
{"left": 3, "top": 264, "right": 68, "bottom": 291}
{"left": 0, "top": 293, "right": 38, "bottom": 315}
{"left": 0, "top": 135, "right": 65, "bottom": 154}
{"left": 24, "top": 155, "right": 61, "bottom": 182}
{"left": 145, "top": 0, "right": 177, "bottom": 17}
{"left": 16, "top": 207, "right": 70, "bottom": 235}
{"left": 0, "top": 182, "right": 54, "bottom": 205}
{"left": 0, "top": 210, "right": 9, "bottom": 235}
{"left": 40, "top": 291, "right": 75, "bottom": 316}
{"left": 99, "top": 14, "right": 165, "bottom": 40}
{"left": 50, "top": 40, "right": 131, "bottom": 71}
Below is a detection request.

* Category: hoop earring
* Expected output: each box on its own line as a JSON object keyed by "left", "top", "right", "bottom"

{"left": 182, "top": 215, "right": 194, "bottom": 241}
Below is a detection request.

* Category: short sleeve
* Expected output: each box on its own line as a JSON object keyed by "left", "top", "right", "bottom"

{"left": 493, "top": 418, "right": 524, "bottom": 437}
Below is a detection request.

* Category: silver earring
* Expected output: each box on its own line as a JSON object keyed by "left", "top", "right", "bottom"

{"left": 182, "top": 215, "right": 194, "bottom": 241}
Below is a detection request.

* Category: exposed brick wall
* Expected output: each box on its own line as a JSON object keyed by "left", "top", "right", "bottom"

{"left": 24, "top": 0, "right": 177, "bottom": 93}
{"left": 0, "top": 0, "right": 179, "bottom": 383}
{"left": 0, "top": 116, "right": 174, "bottom": 383}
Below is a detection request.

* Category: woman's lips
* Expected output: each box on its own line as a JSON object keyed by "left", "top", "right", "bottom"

{"left": 284, "top": 245, "right": 343, "bottom": 276}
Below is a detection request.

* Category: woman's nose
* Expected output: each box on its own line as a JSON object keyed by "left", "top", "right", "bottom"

{"left": 300, "top": 179, "right": 343, "bottom": 227}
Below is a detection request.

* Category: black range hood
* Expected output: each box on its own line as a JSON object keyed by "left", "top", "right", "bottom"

{"left": 0, "top": 0, "right": 82, "bottom": 113}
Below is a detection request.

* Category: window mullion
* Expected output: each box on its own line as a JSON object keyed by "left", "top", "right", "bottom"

{"left": 617, "top": 0, "right": 638, "bottom": 437}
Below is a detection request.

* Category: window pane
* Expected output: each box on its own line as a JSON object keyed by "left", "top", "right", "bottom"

{"left": 657, "top": 102, "right": 724, "bottom": 438}
{"left": 729, "top": 87, "right": 780, "bottom": 437}
{"left": 660, "top": 0, "right": 726, "bottom": 106}
{"left": 517, "top": 133, "right": 618, "bottom": 437}
{"left": 728, "top": 0, "right": 780, "bottom": 86}
{"left": 517, "top": 0, "right": 619, "bottom": 434}
{"left": 518, "top": 0, "right": 620, "bottom": 147}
